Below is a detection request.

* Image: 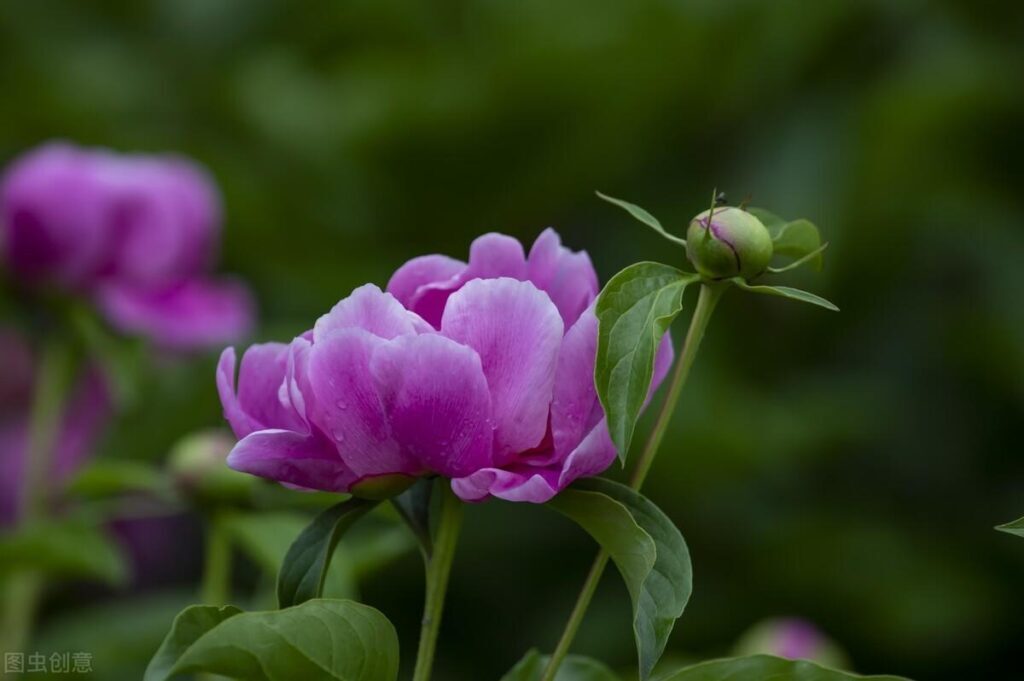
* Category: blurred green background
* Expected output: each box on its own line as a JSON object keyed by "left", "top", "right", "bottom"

{"left": 2, "top": 0, "right": 1023, "bottom": 679}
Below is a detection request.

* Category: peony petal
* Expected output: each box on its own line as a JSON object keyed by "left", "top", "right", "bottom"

{"left": 550, "top": 304, "right": 599, "bottom": 456}
{"left": 650, "top": 330, "right": 675, "bottom": 399}
{"left": 386, "top": 254, "right": 466, "bottom": 311}
{"left": 217, "top": 344, "right": 304, "bottom": 439}
{"left": 0, "top": 143, "right": 112, "bottom": 287}
{"left": 313, "top": 284, "right": 431, "bottom": 342}
{"left": 462, "top": 232, "right": 529, "bottom": 280}
{"left": 406, "top": 233, "right": 529, "bottom": 327}
{"left": 97, "top": 276, "right": 254, "bottom": 350}
{"left": 227, "top": 429, "right": 354, "bottom": 492}
{"left": 279, "top": 336, "right": 315, "bottom": 427}
{"left": 441, "top": 278, "right": 563, "bottom": 462}
{"left": 306, "top": 328, "right": 417, "bottom": 479}
{"left": 526, "top": 228, "right": 600, "bottom": 327}
{"left": 556, "top": 418, "right": 618, "bottom": 489}
{"left": 94, "top": 153, "right": 221, "bottom": 285}
{"left": 451, "top": 467, "right": 561, "bottom": 504}
{"left": 370, "top": 334, "right": 493, "bottom": 477}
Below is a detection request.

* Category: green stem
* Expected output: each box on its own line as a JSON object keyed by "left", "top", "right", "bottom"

{"left": 540, "top": 282, "right": 724, "bottom": 681}
{"left": 411, "top": 484, "right": 464, "bottom": 681}
{"left": 200, "top": 513, "right": 232, "bottom": 605}
{"left": 0, "top": 339, "right": 74, "bottom": 657}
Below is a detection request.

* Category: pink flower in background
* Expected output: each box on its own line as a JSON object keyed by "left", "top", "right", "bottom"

{"left": 218, "top": 230, "right": 673, "bottom": 502}
{"left": 0, "top": 142, "right": 253, "bottom": 350}
{"left": 733, "top": 617, "right": 848, "bottom": 668}
{"left": 0, "top": 329, "right": 111, "bottom": 525}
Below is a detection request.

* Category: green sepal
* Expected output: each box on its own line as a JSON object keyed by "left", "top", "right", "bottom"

{"left": 748, "top": 208, "right": 825, "bottom": 272}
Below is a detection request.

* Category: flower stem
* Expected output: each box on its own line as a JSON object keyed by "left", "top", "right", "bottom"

{"left": 200, "top": 512, "right": 232, "bottom": 605}
{"left": 0, "top": 338, "right": 74, "bottom": 657}
{"left": 540, "top": 281, "right": 724, "bottom": 681}
{"left": 411, "top": 484, "right": 464, "bottom": 681}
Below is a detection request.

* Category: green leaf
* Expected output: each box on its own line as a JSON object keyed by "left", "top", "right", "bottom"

{"left": 0, "top": 519, "right": 127, "bottom": 584}
{"left": 731, "top": 279, "right": 839, "bottom": 312}
{"left": 996, "top": 516, "right": 1024, "bottom": 538}
{"left": 144, "top": 604, "right": 243, "bottom": 681}
{"left": 657, "top": 655, "right": 910, "bottom": 680}
{"left": 146, "top": 599, "right": 399, "bottom": 681}
{"left": 391, "top": 477, "right": 435, "bottom": 559}
{"left": 277, "top": 498, "right": 378, "bottom": 608}
{"left": 596, "top": 263, "right": 698, "bottom": 461}
{"left": 596, "top": 192, "right": 687, "bottom": 247}
{"left": 501, "top": 649, "right": 621, "bottom": 681}
{"left": 222, "top": 511, "right": 356, "bottom": 599}
{"left": 66, "top": 459, "right": 167, "bottom": 499}
{"left": 548, "top": 478, "right": 692, "bottom": 680}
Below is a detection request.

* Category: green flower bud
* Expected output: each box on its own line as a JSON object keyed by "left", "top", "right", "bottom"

{"left": 169, "top": 429, "right": 256, "bottom": 505}
{"left": 686, "top": 206, "right": 773, "bottom": 280}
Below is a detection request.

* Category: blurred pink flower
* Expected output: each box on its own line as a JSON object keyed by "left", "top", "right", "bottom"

{"left": 0, "top": 142, "right": 254, "bottom": 350}
{"left": 218, "top": 230, "right": 673, "bottom": 502}
{"left": 733, "top": 617, "right": 848, "bottom": 668}
{"left": 0, "top": 329, "right": 111, "bottom": 525}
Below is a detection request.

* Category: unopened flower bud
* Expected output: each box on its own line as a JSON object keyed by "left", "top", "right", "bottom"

{"left": 169, "top": 429, "right": 255, "bottom": 504}
{"left": 686, "top": 206, "right": 773, "bottom": 280}
{"left": 733, "top": 617, "right": 848, "bottom": 668}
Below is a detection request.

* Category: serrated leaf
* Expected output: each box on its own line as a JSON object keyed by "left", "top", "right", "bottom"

{"left": 391, "top": 477, "right": 435, "bottom": 559}
{"left": 596, "top": 263, "right": 697, "bottom": 461}
{"left": 0, "top": 519, "right": 127, "bottom": 585}
{"left": 144, "top": 604, "right": 242, "bottom": 681}
{"left": 548, "top": 478, "right": 692, "bottom": 680}
{"left": 277, "top": 498, "right": 378, "bottom": 608}
{"left": 596, "top": 192, "right": 687, "bottom": 247}
{"left": 146, "top": 599, "right": 399, "bottom": 681}
{"left": 996, "top": 516, "right": 1024, "bottom": 538}
{"left": 657, "top": 655, "right": 910, "bottom": 680}
{"left": 731, "top": 279, "right": 839, "bottom": 312}
{"left": 502, "top": 649, "right": 621, "bottom": 681}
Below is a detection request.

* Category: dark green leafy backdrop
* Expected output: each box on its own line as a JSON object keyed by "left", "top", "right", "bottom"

{"left": 2, "top": 0, "right": 1022, "bottom": 679}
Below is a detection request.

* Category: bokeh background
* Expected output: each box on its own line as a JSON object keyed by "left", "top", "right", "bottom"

{"left": 2, "top": 0, "right": 1023, "bottom": 679}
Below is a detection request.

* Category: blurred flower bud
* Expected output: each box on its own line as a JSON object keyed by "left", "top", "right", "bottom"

{"left": 733, "top": 617, "right": 848, "bottom": 668}
{"left": 169, "top": 429, "right": 255, "bottom": 505}
{"left": 686, "top": 206, "right": 773, "bottom": 279}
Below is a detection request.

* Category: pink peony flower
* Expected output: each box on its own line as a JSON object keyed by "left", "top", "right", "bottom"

{"left": 0, "top": 142, "right": 253, "bottom": 350}
{"left": 218, "top": 230, "right": 672, "bottom": 503}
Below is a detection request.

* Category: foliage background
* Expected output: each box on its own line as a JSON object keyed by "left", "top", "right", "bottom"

{"left": 1, "top": 0, "right": 1022, "bottom": 679}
